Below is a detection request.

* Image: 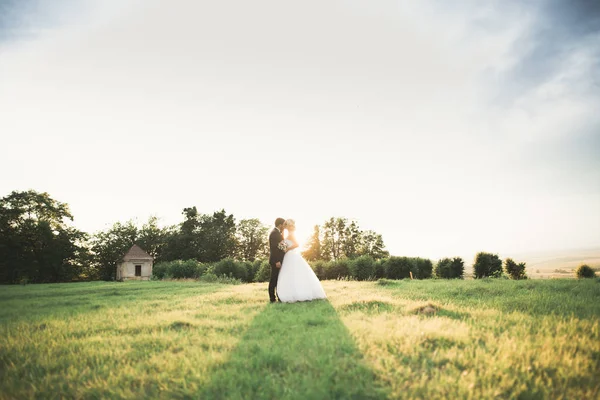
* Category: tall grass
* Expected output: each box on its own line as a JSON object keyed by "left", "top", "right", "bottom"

{"left": 1, "top": 279, "right": 598, "bottom": 399}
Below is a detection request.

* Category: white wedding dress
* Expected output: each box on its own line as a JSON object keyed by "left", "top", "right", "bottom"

{"left": 277, "top": 239, "right": 327, "bottom": 303}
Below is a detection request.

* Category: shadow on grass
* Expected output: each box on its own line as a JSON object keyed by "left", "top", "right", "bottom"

{"left": 198, "top": 300, "right": 387, "bottom": 400}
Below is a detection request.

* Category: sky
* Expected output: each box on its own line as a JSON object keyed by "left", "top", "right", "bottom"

{"left": 1, "top": 0, "right": 599, "bottom": 260}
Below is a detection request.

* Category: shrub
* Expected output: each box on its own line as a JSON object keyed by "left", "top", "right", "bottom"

{"left": 412, "top": 257, "right": 433, "bottom": 279}
{"left": 575, "top": 264, "right": 596, "bottom": 279}
{"left": 349, "top": 255, "right": 376, "bottom": 281}
{"left": 504, "top": 258, "right": 527, "bottom": 280}
{"left": 326, "top": 259, "right": 351, "bottom": 280}
{"left": 247, "top": 259, "right": 265, "bottom": 283}
{"left": 311, "top": 260, "right": 328, "bottom": 280}
{"left": 213, "top": 258, "right": 247, "bottom": 281}
{"left": 434, "top": 257, "right": 464, "bottom": 279}
{"left": 384, "top": 257, "right": 412, "bottom": 280}
{"left": 152, "top": 262, "right": 170, "bottom": 280}
{"left": 473, "top": 252, "right": 502, "bottom": 279}
{"left": 237, "top": 261, "right": 254, "bottom": 283}
{"left": 170, "top": 260, "right": 206, "bottom": 279}
{"left": 254, "top": 260, "right": 271, "bottom": 282}
{"left": 374, "top": 259, "right": 386, "bottom": 279}
{"left": 152, "top": 260, "right": 205, "bottom": 279}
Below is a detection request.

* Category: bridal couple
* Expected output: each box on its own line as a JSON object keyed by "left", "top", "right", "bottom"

{"left": 268, "top": 218, "right": 327, "bottom": 303}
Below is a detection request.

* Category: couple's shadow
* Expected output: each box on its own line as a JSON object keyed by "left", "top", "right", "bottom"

{"left": 199, "top": 300, "right": 387, "bottom": 400}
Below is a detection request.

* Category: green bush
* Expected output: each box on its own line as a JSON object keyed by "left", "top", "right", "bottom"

{"left": 575, "top": 264, "right": 596, "bottom": 279}
{"left": 246, "top": 259, "right": 265, "bottom": 283}
{"left": 326, "top": 259, "right": 351, "bottom": 280}
{"left": 384, "top": 257, "right": 412, "bottom": 280}
{"left": 434, "top": 257, "right": 465, "bottom": 279}
{"left": 311, "top": 260, "right": 328, "bottom": 280}
{"left": 504, "top": 258, "right": 527, "bottom": 280}
{"left": 213, "top": 258, "right": 248, "bottom": 282}
{"left": 152, "top": 262, "right": 170, "bottom": 280}
{"left": 254, "top": 260, "right": 271, "bottom": 282}
{"left": 152, "top": 260, "right": 205, "bottom": 279}
{"left": 473, "top": 252, "right": 503, "bottom": 279}
{"left": 349, "top": 255, "right": 376, "bottom": 281}
{"left": 170, "top": 260, "right": 206, "bottom": 279}
{"left": 374, "top": 259, "right": 386, "bottom": 279}
{"left": 237, "top": 261, "right": 254, "bottom": 283}
{"left": 412, "top": 258, "right": 433, "bottom": 279}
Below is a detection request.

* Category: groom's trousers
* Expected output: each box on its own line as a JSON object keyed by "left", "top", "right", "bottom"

{"left": 268, "top": 264, "right": 280, "bottom": 302}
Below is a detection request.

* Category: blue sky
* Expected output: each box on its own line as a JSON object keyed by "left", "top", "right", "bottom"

{"left": 1, "top": 0, "right": 598, "bottom": 260}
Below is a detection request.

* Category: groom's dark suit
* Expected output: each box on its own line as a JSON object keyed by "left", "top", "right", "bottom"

{"left": 268, "top": 227, "right": 286, "bottom": 302}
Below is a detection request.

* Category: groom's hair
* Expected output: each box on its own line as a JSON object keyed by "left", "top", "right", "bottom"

{"left": 275, "top": 218, "right": 285, "bottom": 227}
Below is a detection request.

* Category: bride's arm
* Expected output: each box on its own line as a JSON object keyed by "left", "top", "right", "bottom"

{"left": 286, "top": 236, "right": 300, "bottom": 252}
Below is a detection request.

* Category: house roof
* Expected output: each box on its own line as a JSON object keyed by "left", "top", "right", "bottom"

{"left": 122, "top": 244, "right": 153, "bottom": 260}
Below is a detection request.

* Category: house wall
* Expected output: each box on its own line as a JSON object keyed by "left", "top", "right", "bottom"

{"left": 119, "top": 259, "right": 153, "bottom": 281}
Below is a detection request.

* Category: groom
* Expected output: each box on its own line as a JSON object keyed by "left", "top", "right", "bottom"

{"left": 268, "top": 217, "right": 286, "bottom": 303}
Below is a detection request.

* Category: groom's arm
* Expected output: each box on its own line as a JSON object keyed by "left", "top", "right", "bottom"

{"left": 269, "top": 231, "right": 283, "bottom": 268}
{"left": 275, "top": 231, "right": 285, "bottom": 265}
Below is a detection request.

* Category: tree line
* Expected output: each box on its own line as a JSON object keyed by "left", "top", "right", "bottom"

{"left": 0, "top": 190, "right": 390, "bottom": 284}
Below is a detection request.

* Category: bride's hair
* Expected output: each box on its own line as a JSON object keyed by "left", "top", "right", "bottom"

{"left": 284, "top": 219, "right": 296, "bottom": 231}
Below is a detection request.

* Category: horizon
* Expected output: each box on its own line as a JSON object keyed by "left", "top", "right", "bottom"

{"left": 1, "top": 0, "right": 599, "bottom": 261}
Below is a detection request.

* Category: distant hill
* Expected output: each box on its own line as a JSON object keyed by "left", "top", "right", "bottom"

{"left": 463, "top": 246, "right": 600, "bottom": 279}
{"left": 515, "top": 246, "right": 600, "bottom": 278}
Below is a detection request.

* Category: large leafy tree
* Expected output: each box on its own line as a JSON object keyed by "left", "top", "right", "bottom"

{"left": 321, "top": 217, "right": 348, "bottom": 261}
{"left": 161, "top": 207, "right": 201, "bottom": 262}
{"left": 236, "top": 218, "right": 268, "bottom": 261}
{"left": 317, "top": 218, "right": 389, "bottom": 261}
{"left": 197, "top": 209, "right": 237, "bottom": 262}
{"left": 0, "top": 190, "right": 87, "bottom": 283}
{"left": 302, "top": 225, "right": 322, "bottom": 261}
{"left": 342, "top": 220, "right": 362, "bottom": 259}
{"left": 179, "top": 207, "right": 202, "bottom": 260}
{"left": 161, "top": 208, "right": 238, "bottom": 263}
{"left": 90, "top": 220, "right": 138, "bottom": 281}
{"left": 358, "top": 230, "right": 389, "bottom": 259}
{"left": 138, "top": 216, "right": 168, "bottom": 260}
{"left": 473, "top": 252, "right": 503, "bottom": 278}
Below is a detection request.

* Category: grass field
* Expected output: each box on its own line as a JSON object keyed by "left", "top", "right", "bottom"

{"left": 1, "top": 279, "right": 599, "bottom": 399}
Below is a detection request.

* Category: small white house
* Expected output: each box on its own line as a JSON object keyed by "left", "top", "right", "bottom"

{"left": 116, "top": 244, "right": 153, "bottom": 281}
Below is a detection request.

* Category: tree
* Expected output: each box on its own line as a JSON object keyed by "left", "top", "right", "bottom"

{"left": 0, "top": 190, "right": 86, "bottom": 283}
{"left": 504, "top": 258, "right": 527, "bottom": 280}
{"left": 90, "top": 220, "right": 138, "bottom": 281}
{"left": 316, "top": 218, "right": 389, "bottom": 261}
{"left": 321, "top": 217, "right": 348, "bottom": 261}
{"left": 302, "top": 225, "right": 322, "bottom": 261}
{"left": 160, "top": 208, "right": 238, "bottom": 263}
{"left": 358, "top": 230, "right": 389, "bottom": 259}
{"left": 473, "top": 252, "right": 503, "bottom": 278}
{"left": 176, "top": 206, "right": 203, "bottom": 261}
{"left": 575, "top": 264, "right": 596, "bottom": 279}
{"left": 384, "top": 256, "right": 412, "bottom": 280}
{"left": 434, "top": 257, "right": 465, "bottom": 279}
{"left": 236, "top": 219, "right": 268, "bottom": 261}
{"left": 342, "top": 220, "right": 362, "bottom": 259}
{"left": 138, "top": 216, "right": 168, "bottom": 261}
{"left": 412, "top": 257, "right": 433, "bottom": 279}
{"left": 197, "top": 209, "right": 237, "bottom": 262}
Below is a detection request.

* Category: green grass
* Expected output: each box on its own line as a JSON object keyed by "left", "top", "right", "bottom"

{"left": 1, "top": 279, "right": 599, "bottom": 399}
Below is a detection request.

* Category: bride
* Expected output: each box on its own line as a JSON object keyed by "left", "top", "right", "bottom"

{"left": 277, "top": 219, "right": 327, "bottom": 303}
